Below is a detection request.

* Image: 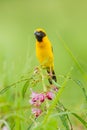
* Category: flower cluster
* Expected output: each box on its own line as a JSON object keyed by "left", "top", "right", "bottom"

{"left": 29, "top": 92, "right": 46, "bottom": 107}
{"left": 29, "top": 85, "right": 58, "bottom": 117}
{"left": 31, "top": 108, "right": 42, "bottom": 118}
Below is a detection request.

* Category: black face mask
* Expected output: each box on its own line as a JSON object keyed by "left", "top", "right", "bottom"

{"left": 34, "top": 31, "right": 46, "bottom": 42}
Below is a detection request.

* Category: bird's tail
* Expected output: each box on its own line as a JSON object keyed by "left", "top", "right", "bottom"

{"left": 47, "top": 68, "right": 57, "bottom": 84}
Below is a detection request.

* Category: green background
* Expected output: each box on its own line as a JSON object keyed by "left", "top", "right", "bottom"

{"left": 0, "top": 0, "right": 87, "bottom": 129}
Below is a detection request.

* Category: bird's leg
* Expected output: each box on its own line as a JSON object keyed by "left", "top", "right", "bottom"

{"left": 51, "top": 70, "right": 57, "bottom": 83}
{"left": 47, "top": 67, "right": 53, "bottom": 84}
{"left": 47, "top": 67, "right": 57, "bottom": 84}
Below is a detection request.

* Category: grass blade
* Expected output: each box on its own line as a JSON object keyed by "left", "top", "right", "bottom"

{"left": 57, "top": 102, "right": 73, "bottom": 130}
{"left": 58, "top": 34, "right": 87, "bottom": 81}
{"left": 72, "top": 113, "right": 87, "bottom": 128}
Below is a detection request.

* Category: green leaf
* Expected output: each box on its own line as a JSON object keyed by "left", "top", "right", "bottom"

{"left": 59, "top": 114, "right": 70, "bottom": 130}
{"left": 0, "top": 78, "right": 30, "bottom": 95}
{"left": 0, "top": 85, "right": 12, "bottom": 94}
{"left": 73, "top": 79, "right": 87, "bottom": 102}
{"left": 22, "top": 80, "right": 30, "bottom": 98}
{"left": 72, "top": 113, "right": 87, "bottom": 128}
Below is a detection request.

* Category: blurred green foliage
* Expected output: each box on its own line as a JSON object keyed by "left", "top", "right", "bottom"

{"left": 0, "top": 0, "right": 87, "bottom": 129}
{"left": 0, "top": 0, "right": 87, "bottom": 106}
{"left": 0, "top": 0, "right": 87, "bottom": 105}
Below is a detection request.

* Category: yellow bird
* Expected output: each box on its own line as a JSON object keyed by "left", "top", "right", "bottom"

{"left": 34, "top": 28, "right": 57, "bottom": 84}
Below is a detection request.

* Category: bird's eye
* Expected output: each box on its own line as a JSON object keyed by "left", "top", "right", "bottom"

{"left": 39, "top": 31, "right": 46, "bottom": 37}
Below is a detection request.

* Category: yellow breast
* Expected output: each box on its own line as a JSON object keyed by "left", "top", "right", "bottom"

{"left": 36, "top": 36, "right": 54, "bottom": 68}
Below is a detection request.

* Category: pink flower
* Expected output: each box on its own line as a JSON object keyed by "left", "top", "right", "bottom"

{"left": 38, "top": 93, "right": 45, "bottom": 102}
{"left": 46, "top": 91, "right": 54, "bottom": 100}
{"left": 31, "top": 92, "right": 39, "bottom": 102}
{"left": 29, "top": 91, "right": 45, "bottom": 106}
{"left": 2, "top": 126, "right": 8, "bottom": 130}
{"left": 32, "top": 108, "right": 42, "bottom": 117}
{"left": 29, "top": 92, "right": 40, "bottom": 106}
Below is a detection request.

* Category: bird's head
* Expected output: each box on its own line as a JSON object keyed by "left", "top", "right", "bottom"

{"left": 34, "top": 28, "right": 46, "bottom": 42}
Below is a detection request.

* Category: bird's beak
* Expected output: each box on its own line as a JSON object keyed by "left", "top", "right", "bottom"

{"left": 34, "top": 31, "right": 40, "bottom": 36}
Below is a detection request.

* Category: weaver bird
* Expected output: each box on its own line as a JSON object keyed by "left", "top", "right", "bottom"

{"left": 34, "top": 28, "right": 57, "bottom": 84}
